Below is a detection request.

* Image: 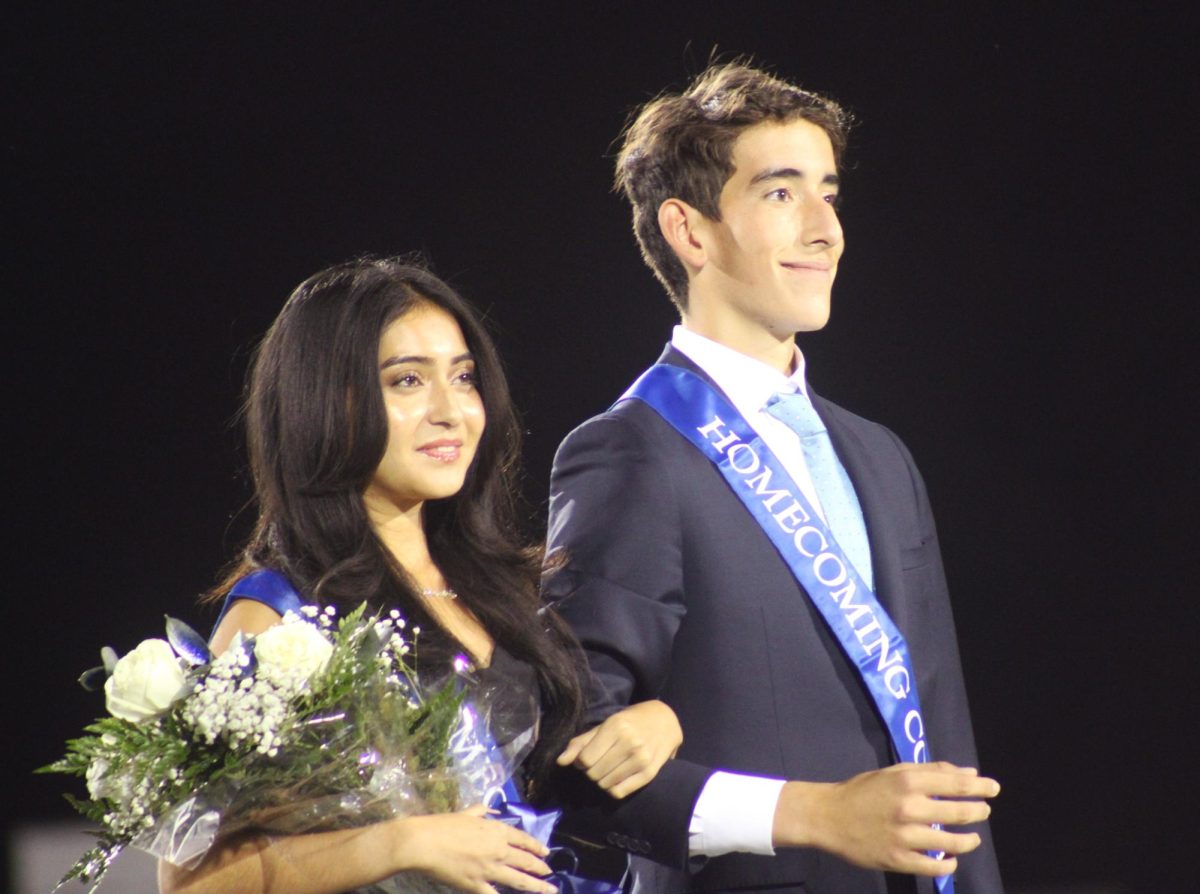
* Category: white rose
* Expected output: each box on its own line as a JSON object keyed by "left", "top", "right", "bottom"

{"left": 253, "top": 621, "right": 332, "bottom": 683}
{"left": 104, "top": 638, "right": 190, "bottom": 722}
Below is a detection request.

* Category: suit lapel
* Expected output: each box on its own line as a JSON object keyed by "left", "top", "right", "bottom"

{"left": 813, "top": 393, "right": 904, "bottom": 617}
{"left": 658, "top": 346, "right": 904, "bottom": 617}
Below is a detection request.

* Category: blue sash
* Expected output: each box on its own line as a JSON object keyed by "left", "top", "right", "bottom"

{"left": 623, "top": 364, "right": 952, "bottom": 891}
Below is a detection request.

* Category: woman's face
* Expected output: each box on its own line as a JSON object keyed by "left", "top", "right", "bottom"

{"left": 362, "top": 302, "right": 485, "bottom": 516}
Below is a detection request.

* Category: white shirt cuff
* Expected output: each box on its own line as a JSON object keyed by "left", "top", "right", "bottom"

{"left": 687, "top": 771, "right": 786, "bottom": 857}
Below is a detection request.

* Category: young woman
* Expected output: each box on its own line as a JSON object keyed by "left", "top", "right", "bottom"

{"left": 159, "top": 258, "right": 681, "bottom": 894}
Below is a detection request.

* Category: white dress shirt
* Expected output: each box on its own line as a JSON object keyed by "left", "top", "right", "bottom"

{"left": 669, "top": 326, "right": 832, "bottom": 857}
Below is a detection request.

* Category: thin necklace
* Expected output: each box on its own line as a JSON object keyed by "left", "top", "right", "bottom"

{"left": 420, "top": 587, "right": 458, "bottom": 600}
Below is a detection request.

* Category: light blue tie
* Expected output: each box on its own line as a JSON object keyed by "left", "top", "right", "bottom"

{"left": 764, "top": 390, "right": 874, "bottom": 589}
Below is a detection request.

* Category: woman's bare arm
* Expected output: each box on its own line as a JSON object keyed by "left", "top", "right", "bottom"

{"left": 159, "top": 806, "right": 556, "bottom": 894}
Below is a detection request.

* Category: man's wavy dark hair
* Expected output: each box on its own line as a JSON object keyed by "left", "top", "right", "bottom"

{"left": 615, "top": 61, "right": 850, "bottom": 308}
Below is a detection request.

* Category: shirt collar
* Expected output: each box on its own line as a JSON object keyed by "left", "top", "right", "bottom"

{"left": 670, "top": 325, "right": 809, "bottom": 413}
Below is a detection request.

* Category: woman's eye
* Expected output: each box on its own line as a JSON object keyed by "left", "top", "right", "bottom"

{"left": 454, "top": 369, "right": 478, "bottom": 387}
{"left": 391, "top": 372, "right": 422, "bottom": 388}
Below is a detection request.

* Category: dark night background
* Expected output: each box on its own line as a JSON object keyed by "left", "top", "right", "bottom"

{"left": 7, "top": 3, "right": 1197, "bottom": 892}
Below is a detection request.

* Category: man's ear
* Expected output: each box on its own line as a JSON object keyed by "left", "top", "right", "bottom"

{"left": 658, "top": 199, "right": 709, "bottom": 271}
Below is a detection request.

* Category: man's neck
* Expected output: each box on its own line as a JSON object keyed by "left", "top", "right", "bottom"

{"left": 679, "top": 314, "right": 797, "bottom": 375}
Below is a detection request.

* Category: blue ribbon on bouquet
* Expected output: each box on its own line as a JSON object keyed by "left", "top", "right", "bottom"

{"left": 461, "top": 684, "right": 621, "bottom": 894}
{"left": 489, "top": 797, "right": 618, "bottom": 894}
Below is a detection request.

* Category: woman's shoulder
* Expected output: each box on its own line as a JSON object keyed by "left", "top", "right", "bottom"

{"left": 210, "top": 568, "right": 307, "bottom": 651}
{"left": 226, "top": 568, "right": 306, "bottom": 616}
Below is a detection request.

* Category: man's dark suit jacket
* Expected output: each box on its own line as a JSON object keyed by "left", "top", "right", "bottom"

{"left": 543, "top": 347, "right": 1003, "bottom": 894}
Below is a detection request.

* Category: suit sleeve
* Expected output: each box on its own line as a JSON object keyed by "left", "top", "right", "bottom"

{"left": 883, "top": 426, "right": 1005, "bottom": 894}
{"left": 542, "top": 411, "right": 713, "bottom": 869}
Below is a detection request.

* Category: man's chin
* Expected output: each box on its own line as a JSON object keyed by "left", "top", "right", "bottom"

{"left": 776, "top": 292, "right": 832, "bottom": 333}
{"left": 791, "top": 307, "right": 832, "bottom": 333}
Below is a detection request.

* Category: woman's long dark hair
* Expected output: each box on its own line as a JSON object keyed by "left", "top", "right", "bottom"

{"left": 210, "top": 256, "right": 582, "bottom": 784}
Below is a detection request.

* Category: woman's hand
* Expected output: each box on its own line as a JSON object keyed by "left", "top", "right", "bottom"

{"left": 555, "top": 699, "right": 683, "bottom": 799}
{"left": 393, "top": 805, "right": 557, "bottom": 894}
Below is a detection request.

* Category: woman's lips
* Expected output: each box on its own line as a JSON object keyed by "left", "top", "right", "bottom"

{"left": 417, "top": 440, "right": 462, "bottom": 462}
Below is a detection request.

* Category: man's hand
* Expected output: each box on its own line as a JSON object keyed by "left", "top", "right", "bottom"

{"left": 773, "top": 762, "right": 999, "bottom": 877}
{"left": 556, "top": 699, "right": 683, "bottom": 799}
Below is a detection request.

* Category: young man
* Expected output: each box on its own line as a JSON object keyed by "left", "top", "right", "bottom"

{"left": 544, "top": 63, "right": 1004, "bottom": 893}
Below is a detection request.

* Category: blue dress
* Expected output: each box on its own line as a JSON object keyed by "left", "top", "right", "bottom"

{"left": 214, "top": 568, "right": 305, "bottom": 626}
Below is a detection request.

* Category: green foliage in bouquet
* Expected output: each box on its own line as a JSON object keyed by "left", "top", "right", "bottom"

{"left": 39, "top": 603, "right": 470, "bottom": 892}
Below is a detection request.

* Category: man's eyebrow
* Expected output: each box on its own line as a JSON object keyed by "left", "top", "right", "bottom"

{"left": 749, "top": 167, "right": 841, "bottom": 187}
{"left": 380, "top": 352, "right": 473, "bottom": 370}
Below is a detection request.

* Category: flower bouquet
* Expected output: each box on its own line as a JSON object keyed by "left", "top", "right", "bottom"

{"left": 39, "top": 603, "right": 535, "bottom": 893}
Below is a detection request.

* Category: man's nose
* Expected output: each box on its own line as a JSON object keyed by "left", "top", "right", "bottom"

{"left": 801, "top": 198, "right": 842, "bottom": 247}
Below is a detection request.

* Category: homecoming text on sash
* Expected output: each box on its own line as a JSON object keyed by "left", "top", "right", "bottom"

{"left": 621, "top": 365, "right": 932, "bottom": 766}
